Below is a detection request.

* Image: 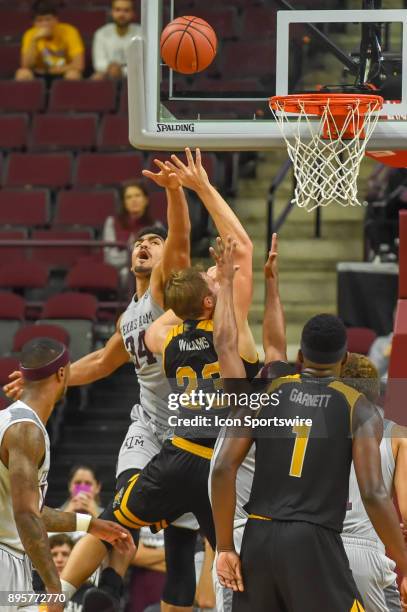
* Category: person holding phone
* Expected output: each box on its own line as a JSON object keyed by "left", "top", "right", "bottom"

{"left": 61, "top": 465, "right": 103, "bottom": 525}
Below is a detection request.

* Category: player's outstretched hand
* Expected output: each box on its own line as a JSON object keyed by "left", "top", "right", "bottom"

{"left": 142, "top": 159, "right": 181, "bottom": 190}
{"left": 164, "top": 147, "right": 210, "bottom": 192}
{"left": 216, "top": 551, "right": 244, "bottom": 592}
{"left": 400, "top": 576, "right": 407, "bottom": 609}
{"left": 88, "top": 518, "right": 131, "bottom": 550}
{"left": 264, "top": 232, "right": 278, "bottom": 281}
{"left": 3, "top": 370, "right": 24, "bottom": 401}
{"left": 210, "top": 236, "right": 239, "bottom": 285}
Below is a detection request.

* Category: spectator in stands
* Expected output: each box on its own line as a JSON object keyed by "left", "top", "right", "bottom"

{"left": 92, "top": 0, "right": 140, "bottom": 79}
{"left": 103, "top": 179, "right": 159, "bottom": 281}
{"left": 61, "top": 464, "right": 103, "bottom": 529}
{"left": 49, "top": 534, "right": 74, "bottom": 575}
{"left": 15, "top": 0, "right": 85, "bottom": 82}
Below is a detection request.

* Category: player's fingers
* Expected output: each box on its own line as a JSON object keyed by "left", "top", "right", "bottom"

{"left": 235, "top": 562, "right": 244, "bottom": 591}
{"left": 164, "top": 160, "right": 180, "bottom": 173}
{"left": 185, "top": 147, "right": 194, "bottom": 167}
{"left": 8, "top": 370, "right": 21, "bottom": 381}
{"left": 171, "top": 154, "right": 187, "bottom": 170}
{"left": 141, "top": 170, "right": 157, "bottom": 181}
{"left": 271, "top": 232, "right": 278, "bottom": 253}
{"left": 152, "top": 159, "right": 169, "bottom": 171}
{"left": 209, "top": 246, "right": 219, "bottom": 262}
{"left": 196, "top": 147, "right": 202, "bottom": 168}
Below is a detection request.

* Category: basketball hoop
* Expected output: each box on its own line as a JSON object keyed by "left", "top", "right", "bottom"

{"left": 269, "top": 93, "right": 384, "bottom": 212}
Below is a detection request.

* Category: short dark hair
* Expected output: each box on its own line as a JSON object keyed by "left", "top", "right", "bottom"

{"left": 49, "top": 534, "right": 74, "bottom": 551}
{"left": 20, "top": 338, "right": 65, "bottom": 369}
{"left": 301, "top": 314, "right": 347, "bottom": 364}
{"left": 32, "top": 0, "right": 58, "bottom": 17}
{"left": 135, "top": 225, "right": 168, "bottom": 242}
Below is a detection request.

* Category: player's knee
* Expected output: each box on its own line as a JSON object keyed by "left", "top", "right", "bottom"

{"left": 15, "top": 67, "right": 34, "bottom": 81}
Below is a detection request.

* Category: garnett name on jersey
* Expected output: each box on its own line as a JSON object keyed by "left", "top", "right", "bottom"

{"left": 289, "top": 388, "right": 331, "bottom": 408}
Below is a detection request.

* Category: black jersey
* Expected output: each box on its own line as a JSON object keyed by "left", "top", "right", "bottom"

{"left": 245, "top": 373, "right": 362, "bottom": 532}
{"left": 163, "top": 319, "right": 259, "bottom": 448}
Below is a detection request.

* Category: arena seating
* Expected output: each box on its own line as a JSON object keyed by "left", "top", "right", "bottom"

{"left": 31, "top": 114, "right": 98, "bottom": 151}
{"left": 346, "top": 327, "right": 377, "bottom": 355}
{"left": 54, "top": 190, "right": 117, "bottom": 230}
{"left": 0, "top": 115, "right": 29, "bottom": 149}
{"left": 5, "top": 153, "right": 73, "bottom": 188}
{"left": 12, "top": 323, "right": 70, "bottom": 352}
{"left": 0, "top": 293, "right": 25, "bottom": 356}
{"left": 31, "top": 229, "right": 95, "bottom": 268}
{"left": 0, "top": 80, "right": 46, "bottom": 113}
{"left": 98, "top": 114, "right": 130, "bottom": 151}
{"left": 0, "top": 230, "right": 28, "bottom": 262}
{"left": 0, "top": 261, "right": 48, "bottom": 290}
{"left": 66, "top": 262, "right": 119, "bottom": 296}
{"left": 48, "top": 80, "right": 118, "bottom": 113}
{"left": 0, "top": 189, "right": 50, "bottom": 226}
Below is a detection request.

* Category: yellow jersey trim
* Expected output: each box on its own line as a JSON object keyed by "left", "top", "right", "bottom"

{"left": 119, "top": 474, "right": 152, "bottom": 527}
{"left": 248, "top": 514, "right": 272, "bottom": 521}
{"left": 196, "top": 319, "right": 213, "bottom": 332}
{"left": 350, "top": 599, "right": 365, "bottom": 612}
{"left": 328, "top": 380, "right": 362, "bottom": 431}
{"left": 172, "top": 436, "right": 214, "bottom": 459}
{"left": 113, "top": 508, "right": 143, "bottom": 529}
{"left": 267, "top": 374, "right": 301, "bottom": 393}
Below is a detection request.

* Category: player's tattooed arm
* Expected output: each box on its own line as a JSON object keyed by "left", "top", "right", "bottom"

{"left": 263, "top": 233, "right": 287, "bottom": 363}
{"left": 143, "top": 159, "right": 191, "bottom": 304}
{"left": 352, "top": 397, "right": 407, "bottom": 584}
{"left": 4, "top": 423, "right": 61, "bottom": 594}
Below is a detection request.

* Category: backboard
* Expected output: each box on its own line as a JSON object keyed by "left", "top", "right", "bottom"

{"left": 127, "top": 0, "right": 407, "bottom": 151}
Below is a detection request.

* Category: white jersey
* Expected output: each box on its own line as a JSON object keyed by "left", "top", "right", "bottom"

{"left": 343, "top": 419, "right": 395, "bottom": 551}
{"left": 120, "top": 289, "right": 171, "bottom": 435}
{"left": 0, "top": 401, "right": 50, "bottom": 552}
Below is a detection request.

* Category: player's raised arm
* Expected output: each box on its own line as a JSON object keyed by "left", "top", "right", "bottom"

{"left": 352, "top": 397, "right": 407, "bottom": 604}
{"left": 142, "top": 159, "right": 191, "bottom": 303}
{"left": 5, "top": 422, "right": 62, "bottom": 602}
{"left": 166, "top": 148, "right": 253, "bottom": 326}
{"left": 263, "top": 233, "right": 287, "bottom": 363}
{"left": 144, "top": 308, "right": 182, "bottom": 355}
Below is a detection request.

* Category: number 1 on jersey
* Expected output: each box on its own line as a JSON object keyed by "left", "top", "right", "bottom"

{"left": 289, "top": 424, "right": 311, "bottom": 478}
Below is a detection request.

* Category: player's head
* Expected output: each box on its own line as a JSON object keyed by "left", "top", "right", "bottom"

{"left": 341, "top": 353, "right": 380, "bottom": 404}
{"left": 19, "top": 337, "right": 70, "bottom": 402}
{"left": 111, "top": 0, "right": 135, "bottom": 28}
{"left": 298, "top": 314, "right": 348, "bottom": 372}
{"left": 32, "top": 0, "right": 59, "bottom": 33}
{"left": 164, "top": 267, "right": 218, "bottom": 320}
{"left": 49, "top": 534, "right": 74, "bottom": 575}
{"left": 131, "top": 226, "right": 168, "bottom": 277}
{"left": 120, "top": 179, "right": 150, "bottom": 221}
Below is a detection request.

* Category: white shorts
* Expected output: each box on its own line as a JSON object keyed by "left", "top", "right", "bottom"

{"left": 213, "top": 522, "right": 246, "bottom": 612}
{"left": 117, "top": 405, "right": 199, "bottom": 531}
{"left": 0, "top": 544, "right": 38, "bottom": 612}
{"left": 342, "top": 535, "right": 401, "bottom": 612}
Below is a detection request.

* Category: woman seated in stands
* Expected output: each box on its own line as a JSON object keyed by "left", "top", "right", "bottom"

{"left": 103, "top": 179, "right": 160, "bottom": 284}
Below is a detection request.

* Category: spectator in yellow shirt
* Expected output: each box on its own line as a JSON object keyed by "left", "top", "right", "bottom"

{"left": 16, "top": 0, "right": 85, "bottom": 81}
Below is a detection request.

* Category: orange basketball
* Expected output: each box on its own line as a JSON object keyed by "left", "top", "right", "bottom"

{"left": 160, "top": 16, "right": 217, "bottom": 74}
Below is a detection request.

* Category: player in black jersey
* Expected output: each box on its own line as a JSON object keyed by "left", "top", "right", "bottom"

{"left": 104, "top": 263, "right": 259, "bottom": 549}
{"left": 211, "top": 239, "right": 407, "bottom": 612}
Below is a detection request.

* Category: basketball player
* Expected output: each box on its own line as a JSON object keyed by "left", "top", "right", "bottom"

{"left": 342, "top": 353, "right": 405, "bottom": 612}
{"left": 210, "top": 242, "right": 407, "bottom": 611}
{"left": 0, "top": 338, "right": 129, "bottom": 612}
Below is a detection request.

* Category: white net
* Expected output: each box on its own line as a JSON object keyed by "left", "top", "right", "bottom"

{"left": 270, "top": 96, "right": 382, "bottom": 212}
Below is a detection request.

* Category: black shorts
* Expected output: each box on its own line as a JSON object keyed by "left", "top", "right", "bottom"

{"left": 233, "top": 519, "right": 364, "bottom": 612}
{"left": 103, "top": 439, "right": 215, "bottom": 548}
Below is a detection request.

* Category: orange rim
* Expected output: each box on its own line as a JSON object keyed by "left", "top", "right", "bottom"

{"left": 269, "top": 93, "right": 384, "bottom": 116}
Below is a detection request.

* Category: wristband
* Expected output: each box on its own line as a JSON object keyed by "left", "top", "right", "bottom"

{"left": 76, "top": 513, "right": 92, "bottom": 532}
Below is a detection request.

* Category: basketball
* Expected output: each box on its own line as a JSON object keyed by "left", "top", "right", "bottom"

{"left": 160, "top": 16, "right": 217, "bottom": 74}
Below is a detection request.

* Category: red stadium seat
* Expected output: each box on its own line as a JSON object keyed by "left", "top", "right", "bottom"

{"left": 0, "top": 190, "right": 50, "bottom": 227}
{"left": 66, "top": 262, "right": 119, "bottom": 293}
{"left": 54, "top": 190, "right": 117, "bottom": 230}
{"left": 148, "top": 192, "right": 167, "bottom": 226}
{"left": 13, "top": 324, "right": 70, "bottom": 352}
{"left": 0, "top": 45, "right": 20, "bottom": 78}
{"left": 0, "top": 357, "right": 19, "bottom": 385}
{"left": 0, "top": 261, "right": 48, "bottom": 289}
{"left": 5, "top": 153, "right": 73, "bottom": 188}
{"left": 98, "top": 115, "right": 130, "bottom": 150}
{"left": 0, "top": 230, "right": 28, "bottom": 262}
{"left": 59, "top": 9, "right": 107, "bottom": 37}
{"left": 119, "top": 80, "right": 128, "bottom": 115}
{"left": 30, "top": 114, "right": 98, "bottom": 151}
{"left": 49, "top": 80, "right": 117, "bottom": 113}
{"left": 346, "top": 327, "right": 378, "bottom": 356}
{"left": 31, "top": 230, "right": 94, "bottom": 268}
{"left": 75, "top": 153, "right": 143, "bottom": 187}
{"left": 42, "top": 292, "right": 97, "bottom": 320}
{"left": 222, "top": 41, "right": 276, "bottom": 78}
{"left": 0, "top": 115, "right": 28, "bottom": 150}
{"left": 0, "top": 80, "right": 46, "bottom": 113}
{"left": 0, "top": 292, "right": 25, "bottom": 319}
{"left": 0, "top": 10, "right": 32, "bottom": 41}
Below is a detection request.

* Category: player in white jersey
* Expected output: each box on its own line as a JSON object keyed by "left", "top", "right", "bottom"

{"left": 0, "top": 338, "right": 128, "bottom": 612}
{"left": 341, "top": 353, "right": 406, "bottom": 612}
